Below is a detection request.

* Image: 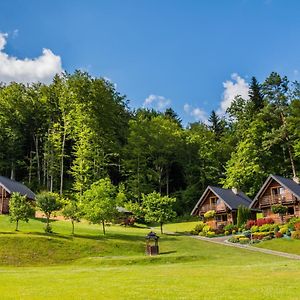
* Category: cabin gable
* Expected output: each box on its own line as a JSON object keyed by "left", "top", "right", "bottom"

{"left": 253, "top": 175, "right": 300, "bottom": 221}
{"left": 197, "top": 190, "right": 228, "bottom": 215}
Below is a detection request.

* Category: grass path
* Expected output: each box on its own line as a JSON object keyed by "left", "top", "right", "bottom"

{"left": 191, "top": 235, "right": 300, "bottom": 260}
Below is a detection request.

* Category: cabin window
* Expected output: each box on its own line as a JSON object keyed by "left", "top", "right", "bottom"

{"left": 216, "top": 199, "right": 221, "bottom": 205}
{"left": 287, "top": 207, "right": 294, "bottom": 215}
{"left": 271, "top": 187, "right": 285, "bottom": 196}
{"left": 210, "top": 197, "right": 218, "bottom": 205}
{"left": 216, "top": 214, "right": 227, "bottom": 222}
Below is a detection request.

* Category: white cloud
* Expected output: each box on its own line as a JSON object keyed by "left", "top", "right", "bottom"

{"left": 143, "top": 94, "right": 171, "bottom": 110}
{"left": 183, "top": 103, "right": 208, "bottom": 123}
{"left": 219, "top": 73, "right": 249, "bottom": 113}
{"left": 0, "top": 32, "right": 63, "bottom": 84}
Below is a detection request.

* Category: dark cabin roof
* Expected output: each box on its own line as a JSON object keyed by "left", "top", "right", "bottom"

{"left": 0, "top": 176, "right": 35, "bottom": 200}
{"left": 191, "top": 186, "right": 252, "bottom": 215}
{"left": 250, "top": 174, "right": 300, "bottom": 208}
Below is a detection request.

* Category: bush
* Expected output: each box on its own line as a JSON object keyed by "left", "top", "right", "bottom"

{"left": 245, "top": 220, "right": 256, "bottom": 230}
{"left": 199, "top": 232, "right": 205, "bottom": 236}
{"left": 256, "top": 218, "right": 274, "bottom": 227}
{"left": 275, "top": 231, "right": 283, "bottom": 238}
{"left": 206, "top": 231, "right": 215, "bottom": 238}
{"left": 250, "top": 225, "right": 259, "bottom": 233}
{"left": 279, "top": 227, "right": 287, "bottom": 234}
{"left": 272, "top": 204, "right": 288, "bottom": 215}
{"left": 202, "top": 225, "right": 211, "bottom": 234}
{"left": 242, "top": 230, "right": 251, "bottom": 238}
{"left": 228, "top": 236, "right": 239, "bottom": 243}
{"left": 259, "top": 224, "right": 273, "bottom": 232}
{"left": 239, "top": 237, "right": 250, "bottom": 244}
{"left": 190, "top": 222, "right": 205, "bottom": 235}
{"left": 294, "top": 222, "right": 300, "bottom": 231}
{"left": 224, "top": 230, "right": 230, "bottom": 236}
{"left": 291, "top": 231, "right": 300, "bottom": 239}
{"left": 204, "top": 210, "right": 216, "bottom": 220}
{"left": 224, "top": 224, "right": 237, "bottom": 234}
{"left": 252, "top": 232, "right": 270, "bottom": 240}
{"left": 232, "top": 230, "right": 236, "bottom": 235}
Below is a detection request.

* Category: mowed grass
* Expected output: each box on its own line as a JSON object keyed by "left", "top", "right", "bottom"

{"left": 254, "top": 238, "right": 300, "bottom": 255}
{"left": 0, "top": 216, "right": 300, "bottom": 299}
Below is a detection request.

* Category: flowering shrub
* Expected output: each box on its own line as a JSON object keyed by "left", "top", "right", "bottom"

{"left": 256, "top": 218, "right": 274, "bottom": 226}
{"left": 252, "top": 232, "right": 270, "bottom": 240}
{"left": 275, "top": 231, "right": 283, "bottom": 238}
{"left": 239, "top": 237, "right": 250, "bottom": 244}
{"left": 245, "top": 220, "right": 256, "bottom": 230}
{"left": 204, "top": 210, "right": 216, "bottom": 220}
{"left": 291, "top": 231, "right": 300, "bottom": 239}
{"left": 294, "top": 222, "right": 300, "bottom": 231}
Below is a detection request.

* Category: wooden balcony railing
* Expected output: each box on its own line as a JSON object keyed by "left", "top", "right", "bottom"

{"left": 260, "top": 195, "right": 296, "bottom": 207}
{"left": 200, "top": 203, "right": 226, "bottom": 213}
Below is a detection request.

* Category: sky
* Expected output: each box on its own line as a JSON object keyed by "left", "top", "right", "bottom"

{"left": 0, "top": 0, "right": 300, "bottom": 124}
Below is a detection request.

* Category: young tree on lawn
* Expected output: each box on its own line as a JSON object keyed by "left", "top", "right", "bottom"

{"left": 142, "top": 192, "right": 176, "bottom": 234}
{"left": 9, "top": 192, "right": 34, "bottom": 231}
{"left": 36, "top": 192, "right": 62, "bottom": 233}
{"left": 62, "top": 198, "right": 82, "bottom": 235}
{"left": 83, "top": 178, "right": 117, "bottom": 235}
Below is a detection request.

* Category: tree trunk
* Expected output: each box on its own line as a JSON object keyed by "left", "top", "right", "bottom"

{"left": 102, "top": 220, "right": 106, "bottom": 235}
{"left": 15, "top": 220, "right": 19, "bottom": 231}
{"left": 60, "top": 126, "right": 66, "bottom": 196}
{"left": 50, "top": 175, "right": 53, "bottom": 193}
{"left": 33, "top": 134, "right": 41, "bottom": 185}
{"left": 71, "top": 220, "right": 74, "bottom": 235}
{"left": 29, "top": 151, "right": 33, "bottom": 184}
{"left": 137, "top": 154, "right": 140, "bottom": 201}
{"left": 166, "top": 169, "right": 169, "bottom": 196}
{"left": 160, "top": 222, "right": 163, "bottom": 234}
{"left": 10, "top": 161, "right": 15, "bottom": 180}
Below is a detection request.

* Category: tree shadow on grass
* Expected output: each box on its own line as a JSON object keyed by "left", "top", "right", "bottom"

{"left": 159, "top": 250, "right": 177, "bottom": 255}
{"left": 31, "top": 217, "right": 58, "bottom": 224}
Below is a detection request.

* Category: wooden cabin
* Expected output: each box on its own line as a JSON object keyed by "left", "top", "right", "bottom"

{"left": 250, "top": 175, "right": 300, "bottom": 223}
{"left": 191, "top": 186, "right": 252, "bottom": 229}
{"left": 0, "top": 175, "right": 35, "bottom": 214}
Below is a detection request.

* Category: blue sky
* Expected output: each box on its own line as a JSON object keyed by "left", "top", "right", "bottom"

{"left": 0, "top": 0, "right": 300, "bottom": 124}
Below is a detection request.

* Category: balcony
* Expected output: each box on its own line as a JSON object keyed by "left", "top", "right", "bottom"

{"left": 260, "top": 195, "right": 296, "bottom": 207}
{"left": 200, "top": 202, "right": 227, "bottom": 213}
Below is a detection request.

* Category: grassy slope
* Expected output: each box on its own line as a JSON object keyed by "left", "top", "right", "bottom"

{"left": 0, "top": 217, "right": 300, "bottom": 299}
{"left": 254, "top": 238, "right": 300, "bottom": 255}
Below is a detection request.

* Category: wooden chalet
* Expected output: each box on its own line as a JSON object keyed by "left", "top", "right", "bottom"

{"left": 250, "top": 175, "right": 300, "bottom": 223}
{"left": 191, "top": 186, "right": 252, "bottom": 228}
{"left": 0, "top": 175, "right": 35, "bottom": 214}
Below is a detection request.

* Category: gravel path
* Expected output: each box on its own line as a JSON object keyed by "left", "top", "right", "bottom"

{"left": 191, "top": 235, "right": 300, "bottom": 260}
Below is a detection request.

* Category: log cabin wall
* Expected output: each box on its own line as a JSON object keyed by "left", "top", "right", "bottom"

{"left": 0, "top": 186, "right": 10, "bottom": 214}
{"left": 258, "top": 179, "right": 300, "bottom": 221}
{"left": 198, "top": 190, "right": 227, "bottom": 215}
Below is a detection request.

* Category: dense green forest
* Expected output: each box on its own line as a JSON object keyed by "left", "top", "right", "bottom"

{"left": 0, "top": 71, "right": 299, "bottom": 214}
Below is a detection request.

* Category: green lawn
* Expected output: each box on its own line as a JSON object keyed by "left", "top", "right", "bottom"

{"left": 0, "top": 216, "right": 300, "bottom": 299}
{"left": 254, "top": 238, "right": 300, "bottom": 255}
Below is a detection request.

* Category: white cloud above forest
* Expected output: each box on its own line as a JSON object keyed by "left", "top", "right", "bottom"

{"left": 143, "top": 94, "right": 171, "bottom": 110}
{"left": 0, "top": 32, "right": 63, "bottom": 84}
{"left": 219, "top": 73, "right": 249, "bottom": 114}
{"left": 183, "top": 103, "right": 208, "bottom": 123}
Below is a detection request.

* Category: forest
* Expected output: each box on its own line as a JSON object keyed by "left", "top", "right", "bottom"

{"left": 0, "top": 71, "right": 299, "bottom": 215}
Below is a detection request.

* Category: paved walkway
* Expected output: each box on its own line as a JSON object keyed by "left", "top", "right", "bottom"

{"left": 191, "top": 235, "right": 300, "bottom": 260}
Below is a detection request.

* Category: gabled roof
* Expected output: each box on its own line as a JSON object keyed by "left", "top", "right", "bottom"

{"left": 250, "top": 174, "right": 300, "bottom": 208}
{"left": 0, "top": 176, "right": 35, "bottom": 200}
{"left": 191, "top": 186, "right": 252, "bottom": 215}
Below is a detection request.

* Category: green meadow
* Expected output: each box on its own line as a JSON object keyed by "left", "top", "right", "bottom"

{"left": 0, "top": 216, "right": 299, "bottom": 299}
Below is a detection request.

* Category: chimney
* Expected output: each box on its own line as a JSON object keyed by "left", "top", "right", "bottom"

{"left": 293, "top": 177, "right": 300, "bottom": 184}
{"left": 232, "top": 187, "right": 240, "bottom": 195}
